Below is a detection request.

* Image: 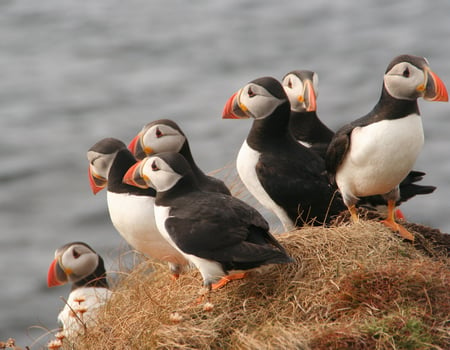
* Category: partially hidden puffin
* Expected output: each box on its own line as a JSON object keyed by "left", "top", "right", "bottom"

{"left": 123, "top": 152, "right": 293, "bottom": 291}
{"left": 128, "top": 119, "right": 231, "bottom": 195}
{"left": 87, "top": 137, "right": 188, "bottom": 277}
{"left": 47, "top": 242, "right": 112, "bottom": 337}
{"left": 326, "top": 54, "right": 448, "bottom": 241}
{"left": 222, "top": 76, "right": 346, "bottom": 231}
{"left": 282, "top": 69, "right": 436, "bottom": 212}
{"left": 282, "top": 69, "right": 333, "bottom": 158}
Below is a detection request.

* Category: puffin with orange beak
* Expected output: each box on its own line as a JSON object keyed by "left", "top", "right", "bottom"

{"left": 282, "top": 70, "right": 436, "bottom": 218}
{"left": 47, "top": 242, "right": 112, "bottom": 336}
{"left": 282, "top": 70, "right": 334, "bottom": 158}
{"left": 326, "top": 54, "right": 448, "bottom": 241}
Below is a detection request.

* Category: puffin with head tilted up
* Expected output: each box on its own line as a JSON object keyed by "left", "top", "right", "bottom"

{"left": 326, "top": 54, "right": 448, "bottom": 241}
{"left": 222, "top": 76, "right": 346, "bottom": 231}
{"left": 47, "top": 242, "right": 112, "bottom": 337}
{"left": 87, "top": 138, "right": 188, "bottom": 278}
{"left": 128, "top": 119, "right": 231, "bottom": 195}
{"left": 123, "top": 152, "right": 293, "bottom": 292}
{"left": 282, "top": 69, "right": 436, "bottom": 215}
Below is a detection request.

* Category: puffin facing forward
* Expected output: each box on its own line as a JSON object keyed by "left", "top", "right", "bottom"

{"left": 282, "top": 69, "right": 333, "bottom": 158}
{"left": 87, "top": 138, "right": 188, "bottom": 277}
{"left": 326, "top": 54, "right": 448, "bottom": 240}
{"left": 128, "top": 119, "right": 231, "bottom": 195}
{"left": 123, "top": 152, "right": 293, "bottom": 291}
{"left": 222, "top": 76, "right": 346, "bottom": 231}
{"left": 47, "top": 242, "right": 112, "bottom": 337}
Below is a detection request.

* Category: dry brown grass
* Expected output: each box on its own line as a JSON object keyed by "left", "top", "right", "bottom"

{"left": 53, "top": 218, "right": 450, "bottom": 350}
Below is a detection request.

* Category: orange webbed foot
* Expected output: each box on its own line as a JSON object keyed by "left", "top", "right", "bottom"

{"left": 381, "top": 219, "right": 414, "bottom": 241}
{"left": 211, "top": 272, "right": 248, "bottom": 290}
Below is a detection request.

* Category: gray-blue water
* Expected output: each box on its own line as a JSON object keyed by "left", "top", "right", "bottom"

{"left": 1, "top": 0, "right": 449, "bottom": 347}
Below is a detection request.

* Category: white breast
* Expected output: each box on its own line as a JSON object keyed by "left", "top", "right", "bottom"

{"left": 336, "top": 114, "right": 424, "bottom": 201}
{"left": 57, "top": 287, "right": 112, "bottom": 338}
{"left": 107, "top": 192, "right": 185, "bottom": 265}
{"left": 236, "top": 140, "right": 295, "bottom": 231}
{"left": 154, "top": 205, "right": 224, "bottom": 285}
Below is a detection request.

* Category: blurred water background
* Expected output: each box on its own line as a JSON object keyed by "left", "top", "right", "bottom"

{"left": 1, "top": 0, "right": 449, "bottom": 347}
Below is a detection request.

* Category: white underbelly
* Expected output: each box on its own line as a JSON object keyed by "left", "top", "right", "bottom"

{"left": 236, "top": 141, "right": 294, "bottom": 231}
{"left": 336, "top": 115, "right": 424, "bottom": 198}
{"left": 107, "top": 192, "right": 185, "bottom": 265}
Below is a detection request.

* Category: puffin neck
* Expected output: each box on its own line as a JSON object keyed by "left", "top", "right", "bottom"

{"left": 372, "top": 87, "right": 420, "bottom": 121}
{"left": 178, "top": 140, "right": 207, "bottom": 180}
{"left": 155, "top": 174, "right": 199, "bottom": 205}
{"left": 108, "top": 149, "right": 156, "bottom": 196}
{"left": 246, "top": 104, "right": 291, "bottom": 150}
{"left": 72, "top": 257, "right": 109, "bottom": 290}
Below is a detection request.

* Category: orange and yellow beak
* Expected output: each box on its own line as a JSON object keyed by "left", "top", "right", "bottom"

{"left": 128, "top": 132, "right": 152, "bottom": 160}
{"left": 88, "top": 166, "right": 107, "bottom": 195}
{"left": 422, "top": 68, "right": 448, "bottom": 102}
{"left": 302, "top": 79, "right": 317, "bottom": 112}
{"left": 222, "top": 91, "right": 250, "bottom": 119}
{"left": 47, "top": 257, "right": 69, "bottom": 288}
{"left": 123, "top": 161, "right": 150, "bottom": 189}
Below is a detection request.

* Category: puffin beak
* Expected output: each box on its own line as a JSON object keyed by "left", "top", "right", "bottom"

{"left": 128, "top": 133, "right": 152, "bottom": 160}
{"left": 47, "top": 257, "right": 69, "bottom": 287}
{"left": 303, "top": 80, "right": 317, "bottom": 112}
{"left": 88, "top": 165, "right": 107, "bottom": 195}
{"left": 222, "top": 91, "right": 250, "bottom": 119}
{"left": 123, "top": 161, "right": 151, "bottom": 189}
{"left": 422, "top": 67, "right": 448, "bottom": 102}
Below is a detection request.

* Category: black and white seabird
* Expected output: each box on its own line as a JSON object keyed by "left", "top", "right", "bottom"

{"left": 282, "top": 70, "right": 333, "bottom": 158}
{"left": 87, "top": 138, "right": 188, "bottom": 277}
{"left": 122, "top": 152, "right": 293, "bottom": 290}
{"left": 326, "top": 54, "right": 448, "bottom": 240}
{"left": 282, "top": 69, "right": 436, "bottom": 212}
{"left": 47, "top": 242, "right": 112, "bottom": 336}
{"left": 128, "top": 119, "right": 231, "bottom": 195}
{"left": 222, "top": 76, "right": 346, "bottom": 231}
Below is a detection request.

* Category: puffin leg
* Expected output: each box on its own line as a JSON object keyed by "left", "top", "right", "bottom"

{"left": 348, "top": 205, "right": 359, "bottom": 222}
{"left": 381, "top": 200, "right": 414, "bottom": 241}
{"left": 211, "top": 272, "right": 248, "bottom": 290}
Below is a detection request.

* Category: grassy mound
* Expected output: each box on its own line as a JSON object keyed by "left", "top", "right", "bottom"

{"left": 56, "top": 219, "right": 449, "bottom": 349}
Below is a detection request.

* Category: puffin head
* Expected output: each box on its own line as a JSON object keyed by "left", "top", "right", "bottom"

{"left": 123, "top": 152, "right": 192, "bottom": 193}
{"left": 87, "top": 138, "right": 128, "bottom": 194}
{"left": 128, "top": 119, "right": 187, "bottom": 161}
{"left": 383, "top": 54, "right": 448, "bottom": 102}
{"left": 282, "top": 70, "right": 318, "bottom": 113}
{"left": 222, "top": 76, "right": 289, "bottom": 120}
{"left": 47, "top": 242, "right": 102, "bottom": 288}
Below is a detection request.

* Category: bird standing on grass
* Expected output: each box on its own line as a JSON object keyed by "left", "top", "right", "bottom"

{"left": 282, "top": 69, "right": 436, "bottom": 216}
{"left": 123, "top": 152, "right": 293, "bottom": 292}
{"left": 326, "top": 54, "right": 448, "bottom": 241}
{"left": 87, "top": 137, "right": 188, "bottom": 278}
{"left": 222, "top": 76, "right": 346, "bottom": 231}
{"left": 47, "top": 242, "right": 112, "bottom": 337}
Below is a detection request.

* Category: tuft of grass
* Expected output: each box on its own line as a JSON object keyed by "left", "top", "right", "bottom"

{"left": 54, "top": 220, "right": 449, "bottom": 350}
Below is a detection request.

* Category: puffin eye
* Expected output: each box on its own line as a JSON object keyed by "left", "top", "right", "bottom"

{"left": 151, "top": 160, "right": 160, "bottom": 171}
{"left": 72, "top": 249, "right": 81, "bottom": 259}
{"left": 155, "top": 127, "right": 163, "bottom": 138}
{"left": 402, "top": 67, "right": 410, "bottom": 78}
{"left": 248, "top": 87, "right": 255, "bottom": 97}
{"left": 287, "top": 79, "right": 293, "bottom": 89}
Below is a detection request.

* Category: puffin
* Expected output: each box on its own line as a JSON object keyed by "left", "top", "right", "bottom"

{"left": 122, "top": 152, "right": 293, "bottom": 291}
{"left": 282, "top": 69, "right": 436, "bottom": 211}
{"left": 282, "top": 69, "right": 333, "bottom": 158}
{"left": 87, "top": 137, "right": 188, "bottom": 277}
{"left": 128, "top": 119, "right": 231, "bottom": 195}
{"left": 326, "top": 54, "right": 448, "bottom": 241}
{"left": 222, "top": 76, "right": 346, "bottom": 231}
{"left": 47, "top": 242, "right": 112, "bottom": 336}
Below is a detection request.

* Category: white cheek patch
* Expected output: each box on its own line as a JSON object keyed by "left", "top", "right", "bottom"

{"left": 384, "top": 64, "right": 425, "bottom": 100}
{"left": 143, "top": 126, "right": 186, "bottom": 154}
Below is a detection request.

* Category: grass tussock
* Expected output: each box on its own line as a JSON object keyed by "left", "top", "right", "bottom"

{"left": 58, "top": 220, "right": 449, "bottom": 350}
